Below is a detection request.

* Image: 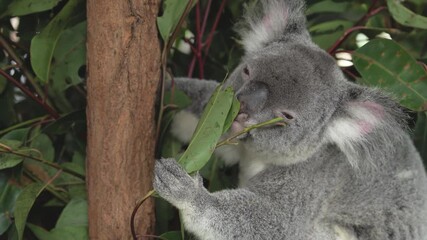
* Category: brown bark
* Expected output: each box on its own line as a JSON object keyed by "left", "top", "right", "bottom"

{"left": 86, "top": 0, "right": 160, "bottom": 239}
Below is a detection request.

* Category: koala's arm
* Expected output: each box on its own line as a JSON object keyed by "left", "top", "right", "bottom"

{"left": 168, "top": 78, "right": 218, "bottom": 143}
{"left": 153, "top": 158, "right": 284, "bottom": 240}
{"left": 173, "top": 78, "right": 219, "bottom": 116}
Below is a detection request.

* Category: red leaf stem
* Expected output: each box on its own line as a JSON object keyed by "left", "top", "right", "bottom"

{"left": 328, "top": 4, "right": 387, "bottom": 54}
{"left": 0, "top": 69, "right": 60, "bottom": 119}
{"left": 203, "top": 0, "right": 228, "bottom": 60}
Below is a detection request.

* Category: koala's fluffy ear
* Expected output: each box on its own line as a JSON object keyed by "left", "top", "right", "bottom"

{"left": 325, "top": 88, "right": 408, "bottom": 168}
{"left": 237, "top": 0, "right": 310, "bottom": 53}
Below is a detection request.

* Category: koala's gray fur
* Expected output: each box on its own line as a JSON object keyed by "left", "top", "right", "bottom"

{"left": 154, "top": 0, "right": 427, "bottom": 239}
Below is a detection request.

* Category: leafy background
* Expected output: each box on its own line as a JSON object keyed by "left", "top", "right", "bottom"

{"left": 0, "top": 0, "right": 426, "bottom": 239}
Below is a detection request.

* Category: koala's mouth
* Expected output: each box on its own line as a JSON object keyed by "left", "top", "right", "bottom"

{"left": 231, "top": 113, "right": 255, "bottom": 138}
{"left": 230, "top": 110, "right": 291, "bottom": 138}
{"left": 231, "top": 113, "right": 247, "bottom": 132}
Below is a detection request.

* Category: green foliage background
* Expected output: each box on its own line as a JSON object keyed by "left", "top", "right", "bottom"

{"left": 0, "top": 0, "right": 426, "bottom": 239}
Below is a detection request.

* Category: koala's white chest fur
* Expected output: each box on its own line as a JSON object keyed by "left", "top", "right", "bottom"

{"left": 238, "top": 153, "right": 267, "bottom": 186}
{"left": 238, "top": 144, "right": 320, "bottom": 186}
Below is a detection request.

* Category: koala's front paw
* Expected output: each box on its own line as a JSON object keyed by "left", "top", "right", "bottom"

{"left": 154, "top": 158, "right": 205, "bottom": 209}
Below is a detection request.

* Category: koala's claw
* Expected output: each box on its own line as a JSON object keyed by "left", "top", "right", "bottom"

{"left": 154, "top": 158, "right": 204, "bottom": 208}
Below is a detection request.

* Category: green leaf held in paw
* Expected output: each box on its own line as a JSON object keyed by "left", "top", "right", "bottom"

{"left": 178, "top": 85, "right": 235, "bottom": 173}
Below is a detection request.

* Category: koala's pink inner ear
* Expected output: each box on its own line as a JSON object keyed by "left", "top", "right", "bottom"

{"left": 360, "top": 101, "right": 384, "bottom": 118}
{"left": 357, "top": 120, "right": 374, "bottom": 134}
{"left": 262, "top": 16, "right": 272, "bottom": 30}
{"left": 261, "top": 8, "right": 289, "bottom": 31}
{"left": 240, "top": 1, "right": 291, "bottom": 53}
{"left": 327, "top": 101, "right": 385, "bottom": 144}
{"left": 348, "top": 101, "right": 385, "bottom": 134}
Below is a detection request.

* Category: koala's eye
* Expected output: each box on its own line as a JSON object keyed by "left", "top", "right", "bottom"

{"left": 275, "top": 110, "right": 296, "bottom": 122}
{"left": 243, "top": 66, "right": 250, "bottom": 75}
{"left": 282, "top": 112, "right": 294, "bottom": 120}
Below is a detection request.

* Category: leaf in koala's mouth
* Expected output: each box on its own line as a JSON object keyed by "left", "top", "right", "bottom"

{"left": 178, "top": 85, "right": 235, "bottom": 173}
{"left": 222, "top": 95, "right": 240, "bottom": 134}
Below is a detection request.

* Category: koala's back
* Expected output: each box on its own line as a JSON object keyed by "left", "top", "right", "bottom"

{"left": 245, "top": 140, "right": 427, "bottom": 239}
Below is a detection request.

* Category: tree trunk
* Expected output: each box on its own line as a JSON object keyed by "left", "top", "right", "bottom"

{"left": 86, "top": 0, "right": 160, "bottom": 239}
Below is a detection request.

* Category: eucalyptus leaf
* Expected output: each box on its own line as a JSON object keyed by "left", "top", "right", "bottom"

{"left": 353, "top": 39, "right": 427, "bottom": 111}
{"left": 50, "top": 21, "right": 86, "bottom": 111}
{"left": 14, "top": 182, "right": 46, "bottom": 240}
{"left": 1, "top": 0, "right": 61, "bottom": 17}
{"left": 157, "top": 0, "right": 196, "bottom": 42}
{"left": 0, "top": 174, "right": 21, "bottom": 235}
{"left": 164, "top": 90, "right": 191, "bottom": 109}
{"left": 30, "top": 0, "right": 83, "bottom": 83}
{"left": 61, "top": 162, "right": 85, "bottom": 176}
{"left": 30, "top": 133, "right": 54, "bottom": 162}
{"left": 0, "top": 77, "right": 6, "bottom": 94}
{"left": 159, "top": 231, "right": 182, "bottom": 240}
{"left": 56, "top": 198, "right": 87, "bottom": 228}
{"left": 0, "top": 139, "right": 23, "bottom": 150}
{"left": 0, "top": 0, "right": 12, "bottom": 15}
{"left": 1, "top": 129, "right": 30, "bottom": 142}
{"left": 309, "top": 20, "right": 353, "bottom": 49}
{"left": 49, "top": 226, "right": 88, "bottom": 240}
{"left": 0, "top": 86, "right": 17, "bottom": 128}
{"left": 222, "top": 95, "right": 240, "bottom": 134}
{"left": 161, "top": 134, "right": 183, "bottom": 158}
{"left": 306, "top": 0, "right": 352, "bottom": 15}
{"left": 387, "top": 0, "right": 427, "bottom": 30}
{"left": 0, "top": 154, "right": 23, "bottom": 170}
{"left": 68, "top": 185, "right": 87, "bottom": 199}
{"left": 28, "top": 223, "right": 88, "bottom": 240}
{"left": 27, "top": 223, "right": 55, "bottom": 240}
{"left": 178, "top": 86, "right": 234, "bottom": 173}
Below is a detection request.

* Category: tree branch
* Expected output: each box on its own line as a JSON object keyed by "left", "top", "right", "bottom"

{"left": 0, "top": 69, "right": 60, "bottom": 119}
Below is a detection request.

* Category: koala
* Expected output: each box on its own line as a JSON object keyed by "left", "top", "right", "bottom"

{"left": 154, "top": 0, "right": 427, "bottom": 239}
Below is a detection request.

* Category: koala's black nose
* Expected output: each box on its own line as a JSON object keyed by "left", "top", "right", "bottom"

{"left": 236, "top": 82, "right": 269, "bottom": 113}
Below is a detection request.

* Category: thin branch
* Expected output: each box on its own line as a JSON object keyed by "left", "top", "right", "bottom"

{"left": 164, "top": 0, "right": 195, "bottom": 56}
{"left": 200, "top": 0, "right": 213, "bottom": 37}
{"left": 131, "top": 189, "right": 156, "bottom": 240}
{"left": 136, "top": 234, "right": 168, "bottom": 240}
{"left": 328, "top": 26, "right": 368, "bottom": 54}
{"left": 195, "top": 1, "right": 204, "bottom": 79}
{"left": 182, "top": 38, "right": 198, "bottom": 53}
{"left": 187, "top": 55, "right": 197, "bottom": 77}
{"left": 0, "top": 149, "right": 85, "bottom": 179}
{"left": 216, "top": 117, "right": 285, "bottom": 148}
{"left": 328, "top": 5, "right": 387, "bottom": 54}
{"left": 188, "top": 0, "right": 228, "bottom": 78}
{"left": 0, "top": 68, "right": 60, "bottom": 119}
{"left": 0, "top": 34, "right": 50, "bottom": 104}
{"left": 24, "top": 169, "right": 68, "bottom": 203}
{"left": 157, "top": 0, "right": 195, "bottom": 140}
{"left": 0, "top": 116, "right": 50, "bottom": 136}
{"left": 343, "top": 69, "right": 359, "bottom": 80}
{"left": 203, "top": 0, "right": 228, "bottom": 59}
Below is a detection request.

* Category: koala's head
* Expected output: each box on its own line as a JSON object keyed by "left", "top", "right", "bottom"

{"left": 226, "top": 0, "right": 407, "bottom": 166}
